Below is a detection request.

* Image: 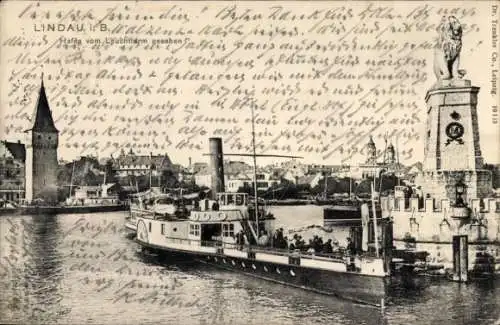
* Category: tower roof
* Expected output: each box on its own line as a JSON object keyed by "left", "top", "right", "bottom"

{"left": 367, "top": 135, "right": 376, "bottom": 147}
{"left": 30, "top": 77, "right": 58, "bottom": 133}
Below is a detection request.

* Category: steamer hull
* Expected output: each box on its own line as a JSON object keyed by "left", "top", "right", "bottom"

{"left": 137, "top": 238, "right": 388, "bottom": 307}
{"left": 134, "top": 192, "right": 391, "bottom": 307}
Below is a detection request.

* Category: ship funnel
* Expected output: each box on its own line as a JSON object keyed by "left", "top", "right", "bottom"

{"left": 209, "top": 137, "right": 225, "bottom": 199}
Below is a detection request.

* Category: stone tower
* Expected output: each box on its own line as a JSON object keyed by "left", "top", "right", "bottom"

{"left": 25, "top": 77, "right": 59, "bottom": 203}
{"left": 386, "top": 143, "right": 395, "bottom": 165}
{"left": 366, "top": 136, "right": 377, "bottom": 164}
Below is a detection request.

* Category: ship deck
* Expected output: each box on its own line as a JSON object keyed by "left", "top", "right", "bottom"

{"left": 136, "top": 236, "right": 389, "bottom": 307}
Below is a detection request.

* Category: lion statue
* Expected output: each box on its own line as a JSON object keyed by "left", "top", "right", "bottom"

{"left": 433, "top": 16, "right": 466, "bottom": 81}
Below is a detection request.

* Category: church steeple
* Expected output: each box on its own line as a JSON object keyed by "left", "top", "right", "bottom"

{"left": 366, "top": 135, "right": 377, "bottom": 164}
{"left": 386, "top": 142, "right": 395, "bottom": 164}
{"left": 31, "top": 74, "right": 58, "bottom": 133}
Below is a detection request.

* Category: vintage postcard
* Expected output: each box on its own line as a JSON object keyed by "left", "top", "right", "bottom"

{"left": 0, "top": 1, "right": 499, "bottom": 324}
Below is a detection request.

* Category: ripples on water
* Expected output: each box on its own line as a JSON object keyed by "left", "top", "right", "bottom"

{"left": 0, "top": 208, "right": 499, "bottom": 325}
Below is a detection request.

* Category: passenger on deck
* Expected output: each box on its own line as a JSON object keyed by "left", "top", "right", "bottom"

{"left": 289, "top": 234, "right": 298, "bottom": 250}
{"left": 272, "top": 231, "right": 278, "bottom": 248}
{"left": 307, "top": 240, "right": 315, "bottom": 254}
{"left": 212, "top": 201, "right": 220, "bottom": 211}
{"left": 323, "top": 239, "right": 333, "bottom": 254}
{"left": 296, "top": 235, "right": 306, "bottom": 251}
{"left": 236, "top": 230, "right": 245, "bottom": 250}
{"left": 346, "top": 237, "right": 356, "bottom": 255}
{"left": 258, "top": 230, "right": 269, "bottom": 246}
{"left": 272, "top": 228, "right": 286, "bottom": 249}
{"left": 312, "top": 235, "right": 324, "bottom": 253}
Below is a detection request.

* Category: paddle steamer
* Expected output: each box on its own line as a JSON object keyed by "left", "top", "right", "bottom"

{"left": 134, "top": 133, "right": 394, "bottom": 307}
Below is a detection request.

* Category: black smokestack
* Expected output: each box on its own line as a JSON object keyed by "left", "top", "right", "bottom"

{"left": 209, "top": 137, "right": 225, "bottom": 199}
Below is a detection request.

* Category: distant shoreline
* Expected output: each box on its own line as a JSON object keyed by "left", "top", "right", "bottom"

{"left": 0, "top": 204, "right": 128, "bottom": 216}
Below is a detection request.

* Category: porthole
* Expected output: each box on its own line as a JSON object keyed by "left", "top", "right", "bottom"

{"left": 252, "top": 264, "right": 256, "bottom": 270}
{"left": 173, "top": 227, "right": 177, "bottom": 232}
{"left": 276, "top": 268, "right": 281, "bottom": 274}
{"left": 241, "top": 262, "right": 246, "bottom": 268}
{"left": 264, "top": 266, "right": 268, "bottom": 272}
{"left": 231, "top": 260, "right": 235, "bottom": 266}
{"left": 290, "top": 270, "right": 295, "bottom": 277}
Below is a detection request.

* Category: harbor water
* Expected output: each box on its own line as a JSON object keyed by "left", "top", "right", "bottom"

{"left": 0, "top": 206, "right": 499, "bottom": 325}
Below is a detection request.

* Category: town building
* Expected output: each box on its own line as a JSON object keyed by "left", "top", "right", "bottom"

{"left": 112, "top": 149, "right": 174, "bottom": 178}
{"left": 0, "top": 140, "right": 25, "bottom": 202}
{"left": 225, "top": 172, "right": 280, "bottom": 193}
{"left": 194, "top": 160, "right": 252, "bottom": 188}
{"left": 348, "top": 136, "right": 402, "bottom": 180}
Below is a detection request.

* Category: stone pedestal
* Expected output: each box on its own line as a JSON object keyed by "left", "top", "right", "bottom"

{"left": 418, "top": 79, "right": 493, "bottom": 203}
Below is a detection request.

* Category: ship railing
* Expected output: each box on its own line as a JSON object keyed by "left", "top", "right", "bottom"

{"left": 163, "top": 236, "right": 224, "bottom": 247}
{"left": 301, "top": 251, "right": 347, "bottom": 263}
{"left": 161, "top": 236, "right": 359, "bottom": 263}
{"left": 240, "top": 245, "right": 291, "bottom": 257}
{"left": 161, "top": 236, "right": 349, "bottom": 263}
{"left": 231, "top": 245, "right": 348, "bottom": 263}
{"left": 132, "top": 209, "right": 185, "bottom": 221}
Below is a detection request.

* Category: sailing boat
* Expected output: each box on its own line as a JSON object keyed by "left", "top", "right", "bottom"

{"left": 133, "top": 110, "right": 393, "bottom": 307}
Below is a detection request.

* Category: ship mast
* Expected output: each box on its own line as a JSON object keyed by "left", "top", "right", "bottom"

{"left": 396, "top": 136, "right": 401, "bottom": 186}
{"left": 323, "top": 172, "right": 328, "bottom": 199}
{"left": 348, "top": 159, "right": 353, "bottom": 199}
{"left": 349, "top": 174, "right": 352, "bottom": 199}
{"left": 69, "top": 160, "right": 76, "bottom": 197}
{"left": 149, "top": 153, "right": 152, "bottom": 190}
{"left": 378, "top": 134, "right": 388, "bottom": 197}
{"left": 250, "top": 104, "right": 260, "bottom": 237}
{"left": 371, "top": 180, "right": 380, "bottom": 257}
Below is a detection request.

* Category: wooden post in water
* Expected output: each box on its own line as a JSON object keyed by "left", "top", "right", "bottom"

{"left": 452, "top": 235, "right": 468, "bottom": 282}
{"left": 361, "top": 203, "right": 370, "bottom": 252}
{"left": 382, "top": 219, "right": 393, "bottom": 275}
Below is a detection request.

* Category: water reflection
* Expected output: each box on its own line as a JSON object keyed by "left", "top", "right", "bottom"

{"left": 1, "top": 215, "right": 66, "bottom": 323}
{"left": 142, "top": 252, "right": 385, "bottom": 325}
{"left": 23, "top": 215, "right": 67, "bottom": 323}
{"left": 0, "top": 212, "right": 498, "bottom": 325}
